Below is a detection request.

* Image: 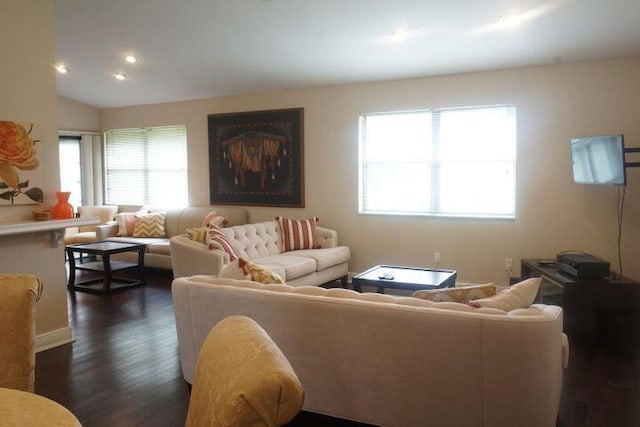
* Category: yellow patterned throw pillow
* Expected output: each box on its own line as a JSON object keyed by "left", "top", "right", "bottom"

{"left": 115, "top": 209, "right": 148, "bottom": 236}
{"left": 186, "top": 227, "right": 207, "bottom": 243}
{"left": 132, "top": 212, "right": 166, "bottom": 238}
{"left": 413, "top": 283, "right": 496, "bottom": 303}
{"left": 239, "top": 259, "right": 285, "bottom": 285}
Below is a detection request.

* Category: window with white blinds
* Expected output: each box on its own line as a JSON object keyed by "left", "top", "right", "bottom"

{"left": 359, "top": 105, "right": 516, "bottom": 218}
{"left": 104, "top": 126, "right": 188, "bottom": 207}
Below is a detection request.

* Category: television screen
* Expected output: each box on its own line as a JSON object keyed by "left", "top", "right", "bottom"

{"left": 571, "top": 134, "right": 626, "bottom": 186}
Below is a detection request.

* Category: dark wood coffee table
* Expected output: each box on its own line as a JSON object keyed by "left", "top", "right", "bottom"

{"left": 352, "top": 265, "right": 457, "bottom": 293}
{"left": 66, "top": 241, "right": 147, "bottom": 294}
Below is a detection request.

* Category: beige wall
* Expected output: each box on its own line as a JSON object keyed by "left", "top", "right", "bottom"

{"left": 0, "top": 0, "right": 72, "bottom": 341}
{"left": 58, "top": 95, "right": 100, "bottom": 132}
{"left": 98, "top": 58, "right": 640, "bottom": 285}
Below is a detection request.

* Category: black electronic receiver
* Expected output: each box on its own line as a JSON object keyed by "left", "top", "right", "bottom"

{"left": 556, "top": 251, "right": 610, "bottom": 278}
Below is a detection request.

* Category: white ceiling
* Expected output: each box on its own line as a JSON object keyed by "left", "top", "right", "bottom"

{"left": 54, "top": 0, "right": 640, "bottom": 109}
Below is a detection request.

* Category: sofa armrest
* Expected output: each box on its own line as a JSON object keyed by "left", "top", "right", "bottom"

{"left": 96, "top": 223, "right": 119, "bottom": 241}
{"left": 316, "top": 226, "right": 338, "bottom": 248}
{"left": 170, "top": 235, "right": 229, "bottom": 279}
{"left": 64, "top": 226, "right": 79, "bottom": 239}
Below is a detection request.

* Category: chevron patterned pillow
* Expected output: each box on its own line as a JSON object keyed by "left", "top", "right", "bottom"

{"left": 132, "top": 212, "right": 166, "bottom": 238}
{"left": 186, "top": 227, "right": 208, "bottom": 243}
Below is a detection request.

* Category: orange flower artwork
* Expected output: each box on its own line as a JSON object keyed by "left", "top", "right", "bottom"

{"left": 0, "top": 121, "right": 44, "bottom": 205}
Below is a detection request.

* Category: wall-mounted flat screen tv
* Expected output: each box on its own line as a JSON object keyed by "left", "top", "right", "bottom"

{"left": 571, "top": 134, "right": 626, "bottom": 186}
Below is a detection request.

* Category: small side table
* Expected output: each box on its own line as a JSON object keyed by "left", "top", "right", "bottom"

{"left": 0, "top": 387, "right": 82, "bottom": 426}
{"left": 66, "top": 241, "right": 146, "bottom": 294}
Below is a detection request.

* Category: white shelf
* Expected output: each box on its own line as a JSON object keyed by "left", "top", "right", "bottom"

{"left": 0, "top": 217, "right": 100, "bottom": 247}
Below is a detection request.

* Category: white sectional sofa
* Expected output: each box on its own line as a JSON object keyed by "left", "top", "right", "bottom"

{"left": 97, "top": 205, "right": 249, "bottom": 270}
{"left": 172, "top": 276, "right": 569, "bottom": 427}
{"left": 170, "top": 220, "right": 350, "bottom": 287}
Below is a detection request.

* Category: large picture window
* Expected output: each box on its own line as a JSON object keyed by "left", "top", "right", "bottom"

{"left": 104, "top": 126, "right": 188, "bottom": 207}
{"left": 359, "top": 105, "right": 516, "bottom": 218}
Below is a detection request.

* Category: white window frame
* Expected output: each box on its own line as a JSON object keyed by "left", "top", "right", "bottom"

{"left": 359, "top": 105, "right": 517, "bottom": 219}
{"left": 104, "top": 125, "right": 188, "bottom": 207}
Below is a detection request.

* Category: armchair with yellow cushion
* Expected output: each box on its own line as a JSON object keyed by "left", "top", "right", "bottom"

{"left": 0, "top": 274, "right": 43, "bottom": 392}
{"left": 64, "top": 205, "right": 118, "bottom": 245}
{"left": 185, "top": 315, "right": 304, "bottom": 427}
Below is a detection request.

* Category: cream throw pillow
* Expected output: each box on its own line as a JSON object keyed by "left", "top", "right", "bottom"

{"left": 469, "top": 278, "right": 541, "bottom": 311}
{"left": 413, "top": 283, "right": 496, "bottom": 303}
{"left": 219, "top": 260, "right": 250, "bottom": 280}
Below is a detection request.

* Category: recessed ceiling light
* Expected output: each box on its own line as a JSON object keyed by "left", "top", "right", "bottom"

{"left": 125, "top": 55, "right": 138, "bottom": 64}
{"left": 497, "top": 12, "right": 525, "bottom": 29}
{"left": 390, "top": 31, "right": 410, "bottom": 43}
{"left": 55, "top": 63, "right": 69, "bottom": 74}
{"left": 113, "top": 72, "right": 127, "bottom": 80}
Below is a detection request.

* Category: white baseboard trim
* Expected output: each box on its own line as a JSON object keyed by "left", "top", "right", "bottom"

{"left": 35, "top": 327, "right": 75, "bottom": 353}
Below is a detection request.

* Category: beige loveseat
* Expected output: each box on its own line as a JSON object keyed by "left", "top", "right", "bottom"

{"left": 170, "top": 220, "right": 350, "bottom": 287}
{"left": 172, "top": 276, "right": 568, "bottom": 427}
{"left": 98, "top": 206, "right": 249, "bottom": 270}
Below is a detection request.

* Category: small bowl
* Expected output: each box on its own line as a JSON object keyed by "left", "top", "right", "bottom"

{"left": 33, "top": 211, "right": 51, "bottom": 221}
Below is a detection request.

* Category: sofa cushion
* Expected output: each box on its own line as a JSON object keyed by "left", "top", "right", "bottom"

{"left": 133, "top": 212, "right": 166, "bottom": 238}
{"left": 282, "top": 247, "right": 350, "bottom": 271}
{"left": 207, "top": 225, "right": 240, "bottom": 261}
{"left": 251, "top": 255, "right": 316, "bottom": 280}
{"left": 221, "top": 221, "right": 282, "bottom": 260}
{"left": 147, "top": 241, "right": 171, "bottom": 256}
{"left": 470, "top": 278, "right": 541, "bottom": 311}
{"left": 413, "top": 283, "right": 496, "bottom": 303}
{"left": 277, "top": 216, "right": 320, "bottom": 251}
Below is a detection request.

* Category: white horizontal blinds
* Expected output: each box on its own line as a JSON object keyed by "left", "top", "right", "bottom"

{"left": 361, "top": 111, "right": 432, "bottom": 214}
{"left": 360, "top": 105, "right": 516, "bottom": 218}
{"left": 438, "top": 106, "right": 516, "bottom": 218}
{"left": 104, "top": 126, "right": 188, "bottom": 207}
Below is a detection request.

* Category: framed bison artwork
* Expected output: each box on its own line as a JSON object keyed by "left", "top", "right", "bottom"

{"left": 207, "top": 108, "right": 304, "bottom": 207}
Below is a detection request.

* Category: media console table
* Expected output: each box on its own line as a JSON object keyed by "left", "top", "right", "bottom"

{"left": 521, "top": 258, "right": 640, "bottom": 355}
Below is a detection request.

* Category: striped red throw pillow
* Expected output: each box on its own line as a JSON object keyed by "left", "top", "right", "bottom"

{"left": 277, "top": 216, "right": 320, "bottom": 252}
{"left": 206, "top": 225, "right": 240, "bottom": 261}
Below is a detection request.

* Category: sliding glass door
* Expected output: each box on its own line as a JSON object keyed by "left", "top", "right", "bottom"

{"left": 59, "top": 136, "right": 83, "bottom": 210}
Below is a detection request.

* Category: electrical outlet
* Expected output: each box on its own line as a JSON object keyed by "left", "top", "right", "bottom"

{"left": 434, "top": 252, "right": 441, "bottom": 265}
{"left": 505, "top": 258, "right": 513, "bottom": 271}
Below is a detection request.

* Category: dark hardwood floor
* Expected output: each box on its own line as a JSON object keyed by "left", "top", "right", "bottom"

{"left": 36, "top": 269, "right": 639, "bottom": 427}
